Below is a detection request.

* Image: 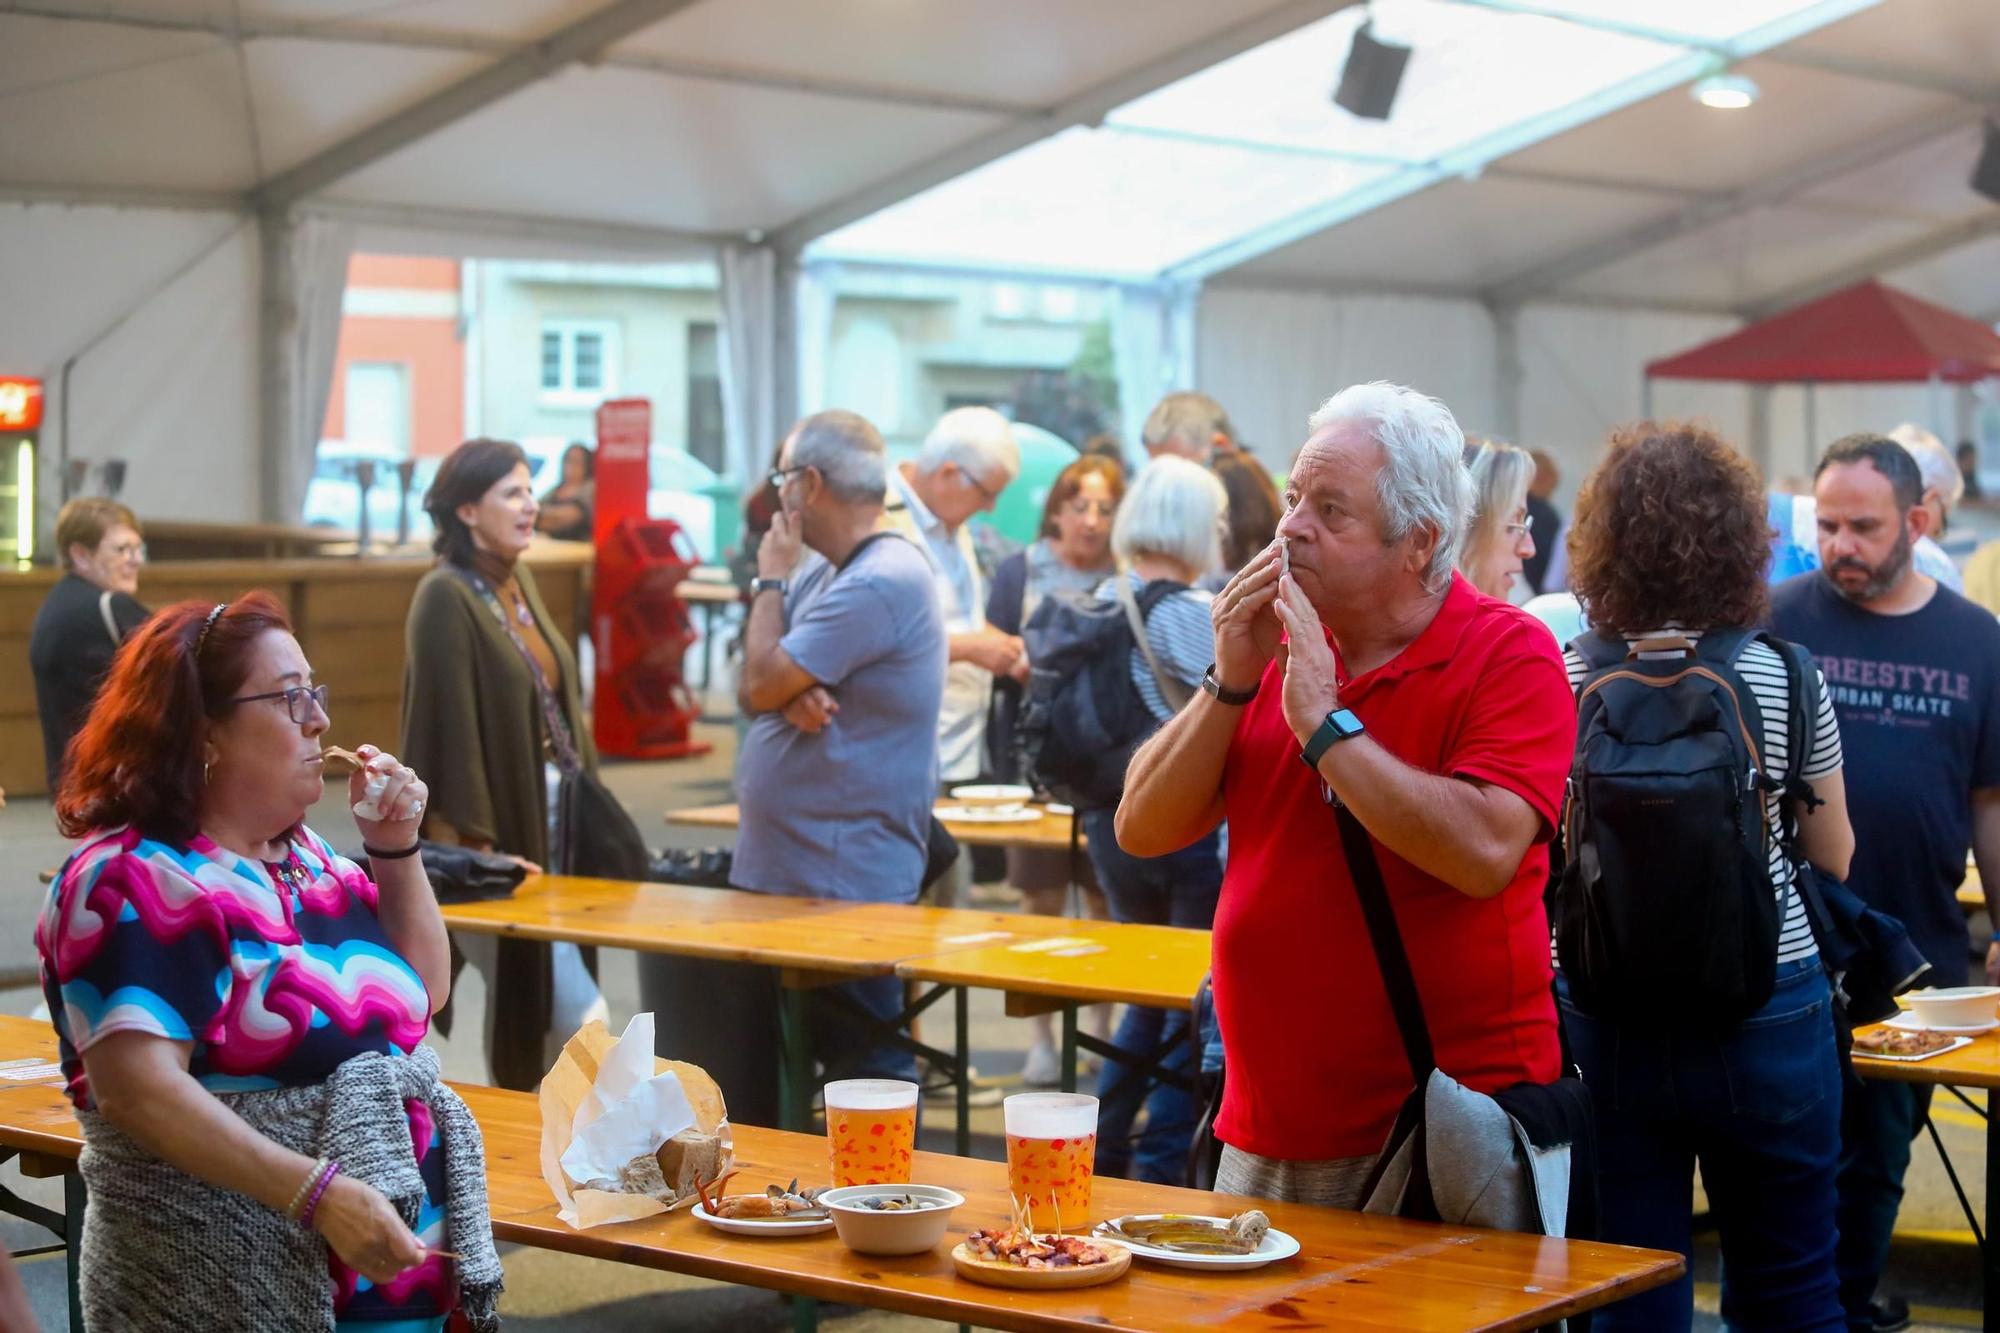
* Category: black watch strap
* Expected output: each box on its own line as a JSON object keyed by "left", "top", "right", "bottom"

{"left": 1201, "top": 664, "right": 1259, "bottom": 706}
{"left": 752, "top": 577, "right": 787, "bottom": 596}
{"left": 1300, "top": 708, "right": 1366, "bottom": 768}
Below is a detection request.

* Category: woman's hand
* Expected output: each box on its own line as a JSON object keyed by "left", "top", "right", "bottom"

{"left": 311, "top": 1173, "right": 426, "bottom": 1285}
{"left": 348, "top": 745, "right": 428, "bottom": 851}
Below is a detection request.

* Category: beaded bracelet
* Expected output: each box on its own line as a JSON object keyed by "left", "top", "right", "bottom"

{"left": 285, "top": 1156, "right": 330, "bottom": 1222}
{"left": 298, "top": 1161, "right": 342, "bottom": 1231}
{"left": 363, "top": 842, "right": 422, "bottom": 860}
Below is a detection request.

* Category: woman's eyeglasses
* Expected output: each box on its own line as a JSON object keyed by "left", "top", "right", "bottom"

{"left": 1504, "top": 514, "right": 1535, "bottom": 540}
{"left": 230, "top": 684, "right": 331, "bottom": 725}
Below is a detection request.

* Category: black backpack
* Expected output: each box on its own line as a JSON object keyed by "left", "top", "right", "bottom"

{"left": 1015, "top": 578, "right": 1188, "bottom": 810}
{"left": 1555, "top": 628, "right": 1786, "bottom": 1028}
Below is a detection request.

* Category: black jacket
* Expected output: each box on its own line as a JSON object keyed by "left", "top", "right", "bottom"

{"left": 28, "top": 573, "right": 148, "bottom": 787}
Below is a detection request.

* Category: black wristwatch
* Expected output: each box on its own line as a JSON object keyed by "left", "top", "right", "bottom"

{"left": 1299, "top": 708, "right": 1365, "bottom": 769}
{"left": 1200, "top": 663, "right": 1259, "bottom": 706}
{"left": 751, "top": 576, "right": 787, "bottom": 597}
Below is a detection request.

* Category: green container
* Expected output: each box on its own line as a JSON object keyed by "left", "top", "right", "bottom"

{"left": 700, "top": 479, "right": 741, "bottom": 564}
{"left": 973, "top": 422, "right": 1079, "bottom": 547}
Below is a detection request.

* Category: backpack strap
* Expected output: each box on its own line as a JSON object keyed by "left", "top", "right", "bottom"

{"left": 1114, "top": 573, "right": 1194, "bottom": 713}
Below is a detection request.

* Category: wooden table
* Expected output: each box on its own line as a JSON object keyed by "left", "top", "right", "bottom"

{"left": 440, "top": 878, "right": 1088, "bottom": 1148}
{"left": 1853, "top": 1025, "right": 1997, "bottom": 1331}
{"left": 897, "top": 923, "right": 1212, "bottom": 1096}
{"left": 0, "top": 1018, "right": 1683, "bottom": 1331}
{"left": 667, "top": 802, "right": 1083, "bottom": 853}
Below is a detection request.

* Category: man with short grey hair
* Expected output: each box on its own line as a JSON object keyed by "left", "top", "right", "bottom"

{"left": 642, "top": 409, "right": 944, "bottom": 1125}
{"left": 885, "top": 406, "right": 1024, "bottom": 794}
{"left": 1889, "top": 423, "right": 1965, "bottom": 592}
{"left": 1143, "top": 391, "right": 1238, "bottom": 463}
{"left": 1118, "top": 381, "right": 1573, "bottom": 1208}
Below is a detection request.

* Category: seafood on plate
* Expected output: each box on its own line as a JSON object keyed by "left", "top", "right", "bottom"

{"left": 1098, "top": 1210, "right": 1270, "bottom": 1255}
{"left": 694, "top": 1173, "right": 830, "bottom": 1221}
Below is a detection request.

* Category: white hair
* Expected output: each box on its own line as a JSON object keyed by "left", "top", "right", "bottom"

{"left": 789, "top": 409, "right": 887, "bottom": 503}
{"left": 1113, "top": 456, "right": 1227, "bottom": 575}
{"left": 916, "top": 406, "right": 1021, "bottom": 485}
{"left": 1306, "top": 381, "right": 1472, "bottom": 592}
{"left": 1888, "top": 422, "right": 1963, "bottom": 511}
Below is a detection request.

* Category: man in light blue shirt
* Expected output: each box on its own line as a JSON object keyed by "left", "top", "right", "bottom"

{"left": 641, "top": 409, "right": 945, "bottom": 1124}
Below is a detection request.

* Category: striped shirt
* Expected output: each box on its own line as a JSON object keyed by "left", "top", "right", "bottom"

{"left": 1094, "top": 574, "right": 1213, "bottom": 722}
{"left": 1562, "top": 632, "right": 1843, "bottom": 966}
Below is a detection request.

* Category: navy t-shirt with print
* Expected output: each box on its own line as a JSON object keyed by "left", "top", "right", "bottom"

{"left": 1770, "top": 572, "right": 2000, "bottom": 985}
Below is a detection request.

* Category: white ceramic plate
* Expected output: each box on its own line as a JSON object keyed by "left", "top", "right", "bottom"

{"left": 1092, "top": 1217, "right": 1302, "bottom": 1270}
{"left": 935, "top": 805, "right": 1044, "bottom": 824}
{"left": 1044, "top": 803, "right": 1075, "bottom": 816}
{"left": 1886, "top": 1011, "right": 1999, "bottom": 1036}
{"left": 690, "top": 1201, "right": 835, "bottom": 1236}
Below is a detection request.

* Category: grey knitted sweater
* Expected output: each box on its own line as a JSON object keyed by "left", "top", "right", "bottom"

{"left": 75, "top": 1043, "right": 502, "bottom": 1331}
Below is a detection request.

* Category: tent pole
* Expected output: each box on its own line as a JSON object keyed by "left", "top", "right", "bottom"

{"left": 1804, "top": 382, "right": 1818, "bottom": 462}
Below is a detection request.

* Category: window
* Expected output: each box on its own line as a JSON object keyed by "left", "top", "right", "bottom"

{"left": 686, "top": 322, "right": 725, "bottom": 474}
{"left": 343, "top": 362, "right": 409, "bottom": 455}
{"left": 538, "top": 319, "right": 620, "bottom": 404}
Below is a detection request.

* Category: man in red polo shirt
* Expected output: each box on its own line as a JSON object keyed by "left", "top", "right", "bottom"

{"left": 1117, "top": 381, "right": 1572, "bottom": 1205}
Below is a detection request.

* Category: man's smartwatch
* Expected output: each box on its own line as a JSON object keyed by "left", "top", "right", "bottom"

{"left": 751, "top": 576, "right": 788, "bottom": 597}
{"left": 1200, "top": 663, "right": 1258, "bottom": 706}
{"left": 1299, "top": 708, "right": 1365, "bottom": 769}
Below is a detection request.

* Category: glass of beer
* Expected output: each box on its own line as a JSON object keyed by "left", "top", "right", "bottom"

{"left": 824, "top": 1079, "right": 918, "bottom": 1187}
{"left": 1003, "top": 1092, "right": 1098, "bottom": 1228}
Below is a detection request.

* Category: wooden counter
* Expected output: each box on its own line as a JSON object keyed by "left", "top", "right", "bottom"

{"left": 0, "top": 544, "right": 592, "bottom": 796}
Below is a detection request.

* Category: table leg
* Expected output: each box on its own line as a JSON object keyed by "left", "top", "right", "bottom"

{"left": 1986, "top": 1094, "right": 1996, "bottom": 1333}
{"left": 1060, "top": 1006, "right": 1078, "bottom": 1095}
{"left": 64, "top": 1171, "right": 84, "bottom": 1333}
{"left": 792, "top": 1295, "right": 819, "bottom": 1333}
{"left": 779, "top": 985, "right": 813, "bottom": 1134}
{"left": 954, "top": 986, "right": 970, "bottom": 1159}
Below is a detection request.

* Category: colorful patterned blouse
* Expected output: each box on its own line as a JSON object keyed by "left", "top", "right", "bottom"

{"left": 36, "top": 825, "right": 454, "bottom": 1323}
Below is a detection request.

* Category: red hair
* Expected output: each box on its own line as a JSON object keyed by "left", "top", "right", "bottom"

{"left": 57, "top": 592, "right": 294, "bottom": 844}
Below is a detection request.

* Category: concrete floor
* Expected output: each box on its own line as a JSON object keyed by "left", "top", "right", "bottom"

{"left": 0, "top": 693, "right": 1985, "bottom": 1329}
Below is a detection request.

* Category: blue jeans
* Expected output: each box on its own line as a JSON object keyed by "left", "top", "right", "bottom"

{"left": 1559, "top": 958, "right": 1844, "bottom": 1331}
{"left": 1835, "top": 1076, "right": 1933, "bottom": 1328}
{"left": 1081, "top": 808, "right": 1222, "bottom": 1185}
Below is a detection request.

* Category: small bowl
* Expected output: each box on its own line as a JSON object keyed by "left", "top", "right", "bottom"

{"left": 820, "top": 1184, "right": 964, "bottom": 1255}
{"left": 949, "top": 784, "right": 1034, "bottom": 814}
{"left": 1903, "top": 986, "right": 2000, "bottom": 1029}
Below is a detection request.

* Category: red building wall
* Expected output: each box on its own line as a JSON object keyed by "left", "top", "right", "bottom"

{"left": 321, "top": 255, "right": 464, "bottom": 459}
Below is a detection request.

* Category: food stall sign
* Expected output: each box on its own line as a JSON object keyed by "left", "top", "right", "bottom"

{"left": 0, "top": 376, "right": 43, "bottom": 432}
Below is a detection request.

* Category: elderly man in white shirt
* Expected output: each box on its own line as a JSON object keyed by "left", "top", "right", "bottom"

{"left": 883, "top": 408, "right": 1024, "bottom": 865}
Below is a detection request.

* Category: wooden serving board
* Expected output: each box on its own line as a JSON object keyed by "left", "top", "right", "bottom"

{"left": 951, "top": 1240, "right": 1132, "bottom": 1290}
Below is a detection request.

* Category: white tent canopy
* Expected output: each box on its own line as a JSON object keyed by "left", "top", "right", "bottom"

{"left": 0, "top": 0, "right": 1994, "bottom": 525}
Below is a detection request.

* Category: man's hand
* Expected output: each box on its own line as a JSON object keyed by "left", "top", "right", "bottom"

{"left": 759, "top": 507, "right": 803, "bottom": 580}
{"left": 1211, "top": 540, "right": 1284, "bottom": 693}
{"left": 958, "top": 627, "right": 1026, "bottom": 676}
{"left": 1987, "top": 938, "right": 1999, "bottom": 986}
{"left": 1270, "top": 572, "right": 1340, "bottom": 745}
{"left": 781, "top": 685, "right": 839, "bottom": 734}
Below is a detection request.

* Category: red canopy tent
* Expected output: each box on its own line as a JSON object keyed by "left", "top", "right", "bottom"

{"left": 1643, "top": 279, "right": 2000, "bottom": 442}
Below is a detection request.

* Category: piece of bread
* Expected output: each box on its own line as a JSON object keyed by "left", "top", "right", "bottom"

{"left": 656, "top": 1127, "right": 726, "bottom": 1198}
{"left": 319, "top": 746, "right": 364, "bottom": 776}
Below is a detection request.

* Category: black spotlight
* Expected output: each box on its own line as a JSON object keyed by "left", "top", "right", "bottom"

{"left": 1972, "top": 120, "right": 2000, "bottom": 205}
{"left": 1333, "top": 19, "right": 1412, "bottom": 121}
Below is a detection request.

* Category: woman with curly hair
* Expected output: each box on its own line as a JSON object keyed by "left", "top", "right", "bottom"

{"left": 1560, "top": 421, "right": 1854, "bottom": 1330}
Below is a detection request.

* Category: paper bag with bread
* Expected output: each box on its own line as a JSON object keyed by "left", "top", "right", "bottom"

{"left": 539, "top": 1014, "right": 733, "bottom": 1229}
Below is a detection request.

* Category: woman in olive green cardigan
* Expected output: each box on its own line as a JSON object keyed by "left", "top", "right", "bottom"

{"left": 403, "top": 438, "right": 605, "bottom": 1089}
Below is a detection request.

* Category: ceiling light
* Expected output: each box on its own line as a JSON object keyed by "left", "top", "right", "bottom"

{"left": 1692, "top": 72, "right": 1759, "bottom": 110}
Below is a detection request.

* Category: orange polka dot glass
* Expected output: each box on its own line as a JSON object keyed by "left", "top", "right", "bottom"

{"left": 1002, "top": 1092, "right": 1098, "bottom": 1228}
{"left": 824, "top": 1079, "right": 918, "bottom": 1188}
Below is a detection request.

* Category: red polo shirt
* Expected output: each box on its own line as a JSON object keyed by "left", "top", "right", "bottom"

{"left": 1212, "top": 573, "right": 1571, "bottom": 1161}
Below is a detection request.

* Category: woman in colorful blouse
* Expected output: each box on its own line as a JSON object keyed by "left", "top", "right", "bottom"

{"left": 36, "top": 592, "right": 500, "bottom": 1331}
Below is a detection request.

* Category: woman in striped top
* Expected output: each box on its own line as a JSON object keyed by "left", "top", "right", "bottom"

{"left": 1086, "top": 456, "right": 1226, "bottom": 1184}
{"left": 1561, "top": 422, "right": 1854, "bottom": 1331}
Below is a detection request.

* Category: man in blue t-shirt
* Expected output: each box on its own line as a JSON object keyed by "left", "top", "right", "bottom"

{"left": 640, "top": 409, "right": 945, "bottom": 1127}
{"left": 1771, "top": 432, "right": 2000, "bottom": 1333}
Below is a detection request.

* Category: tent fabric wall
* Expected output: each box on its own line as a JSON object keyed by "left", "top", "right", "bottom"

{"left": 718, "top": 242, "right": 776, "bottom": 489}
{"left": 280, "top": 214, "right": 357, "bottom": 525}
{"left": 0, "top": 204, "right": 261, "bottom": 530}
{"left": 1196, "top": 287, "right": 1497, "bottom": 472}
